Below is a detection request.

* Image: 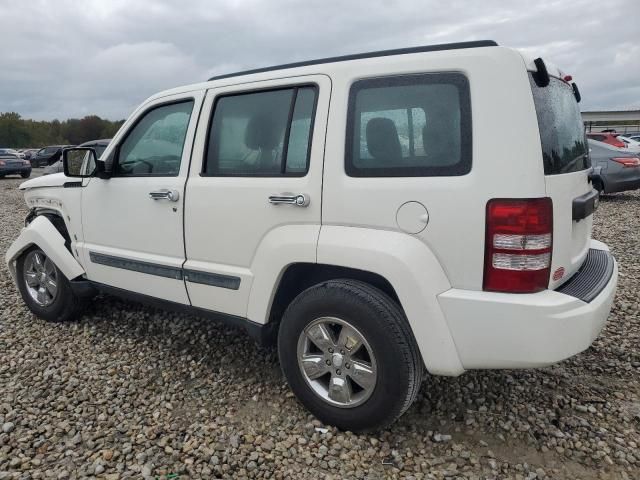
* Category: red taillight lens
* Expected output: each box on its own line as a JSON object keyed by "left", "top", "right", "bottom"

{"left": 611, "top": 157, "right": 640, "bottom": 168}
{"left": 483, "top": 198, "right": 553, "bottom": 293}
{"left": 0, "top": 160, "right": 5, "bottom": 166}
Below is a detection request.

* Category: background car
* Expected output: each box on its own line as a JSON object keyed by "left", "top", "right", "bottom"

{"left": 31, "top": 145, "right": 73, "bottom": 168}
{"left": 586, "top": 132, "right": 627, "bottom": 148}
{"left": 0, "top": 148, "right": 25, "bottom": 159}
{"left": 43, "top": 139, "right": 111, "bottom": 176}
{"left": 588, "top": 139, "right": 640, "bottom": 193}
{"left": 0, "top": 150, "right": 32, "bottom": 178}
{"left": 617, "top": 135, "right": 640, "bottom": 151}
{"left": 21, "top": 148, "right": 40, "bottom": 161}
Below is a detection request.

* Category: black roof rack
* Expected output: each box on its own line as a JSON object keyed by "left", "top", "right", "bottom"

{"left": 207, "top": 40, "right": 498, "bottom": 82}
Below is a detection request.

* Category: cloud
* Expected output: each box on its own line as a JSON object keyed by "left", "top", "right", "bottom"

{"left": 0, "top": 0, "right": 637, "bottom": 120}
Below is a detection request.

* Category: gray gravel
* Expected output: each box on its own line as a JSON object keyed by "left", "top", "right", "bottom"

{"left": 0, "top": 174, "right": 639, "bottom": 479}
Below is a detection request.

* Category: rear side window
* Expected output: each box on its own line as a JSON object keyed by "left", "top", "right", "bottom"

{"left": 346, "top": 73, "right": 471, "bottom": 177}
{"left": 529, "top": 75, "right": 589, "bottom": 175}
{"left": 204, "top": 86, "right": 317, "bottom": 176}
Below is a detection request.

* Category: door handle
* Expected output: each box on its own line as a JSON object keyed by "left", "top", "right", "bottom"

{"left": 149, "top": 189, "right": 180, "bottom": 202}
{"left": 268, "top": 193, "right": 310, "bottom": 207}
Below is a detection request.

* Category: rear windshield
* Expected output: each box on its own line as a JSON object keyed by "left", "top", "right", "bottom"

{"left": 529, "top": 74, "right": 589, "bottom": 175}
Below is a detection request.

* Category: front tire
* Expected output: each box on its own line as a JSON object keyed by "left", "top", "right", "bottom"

{"left": 16, "top": 247, "right": 86, "bottom": 322}
{"left": 278, "top": 279, "right": 423, "bottom": 432}
{"left": 21, "top": 171, "right": 31, "bottom": 178}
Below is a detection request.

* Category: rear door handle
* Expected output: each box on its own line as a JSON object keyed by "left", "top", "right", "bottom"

{"left": 268, "top": 193, "right": 310, "bottom": 207}
{"left": 149, "top": 189, "right": 180, "bottom": 202}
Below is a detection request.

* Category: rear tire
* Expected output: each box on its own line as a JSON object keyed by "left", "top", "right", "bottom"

{"left": 16, "top": 247, "right": 86, "bottom": 322}
{"left": 21, "top": 172, "right": 31, "bottom": 178}
{"left": 278, "top": 279, "right": 423, "bottom": 432}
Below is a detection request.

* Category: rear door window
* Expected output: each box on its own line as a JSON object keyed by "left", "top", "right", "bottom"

{"left": 529, "top": 75, "right": 589, "bottom": 175}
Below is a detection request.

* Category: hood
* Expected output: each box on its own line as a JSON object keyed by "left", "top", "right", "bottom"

{"left": 19, "top": 172, "right": 68, "bottom": 191}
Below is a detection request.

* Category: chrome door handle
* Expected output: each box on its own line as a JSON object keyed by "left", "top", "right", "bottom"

{"left": 268, "top": 193, "right": 310, "bottom": 207}
{"left": 149, "top": 189, "right": 180, "bottom": 202}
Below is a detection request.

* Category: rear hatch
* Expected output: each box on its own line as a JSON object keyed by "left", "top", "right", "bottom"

{"left": 528, "top": 70, "right": 593, "bottom": 289}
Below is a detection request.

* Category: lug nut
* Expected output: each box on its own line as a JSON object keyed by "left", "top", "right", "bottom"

{"left": 328, "top": 348, "right": 334, "bottom": 353}
{"left": 345, "top": 363, "right": 350, "bottom": 369}
{"left": 325, "top": 360, "right": 331, "bottom": 365}
{"left": 340, "top": 349, "right": 345, "bottom": 355}
{"left": 336, "top": 369, "right": 342, "bottom": 375}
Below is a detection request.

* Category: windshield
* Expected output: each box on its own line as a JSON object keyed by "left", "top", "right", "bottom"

{"left": 529, "top": 74, "right": 589, "bottom": 175}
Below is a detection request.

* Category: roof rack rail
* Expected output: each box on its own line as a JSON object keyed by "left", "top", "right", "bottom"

{"left": 207, "top": 40, "right": 498, "bottom": 82}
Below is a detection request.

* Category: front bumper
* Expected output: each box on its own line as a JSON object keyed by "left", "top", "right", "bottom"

{"left": 438, "top": 240, "right": 617, "bottom": 369}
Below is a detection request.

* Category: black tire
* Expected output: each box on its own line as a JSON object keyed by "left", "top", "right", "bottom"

{"left": 278, "top": 279, "right": 423, "bottom": 432}
{"left": 21, "top": 171, "right": 31, "bottom": 178}
{"left": 16, "top": 246, "right": 86, "bottom": 322}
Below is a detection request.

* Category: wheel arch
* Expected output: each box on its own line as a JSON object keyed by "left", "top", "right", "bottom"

{"left": 5, "top": 215, "right": 85, "bottom": 282}
{"left": 250, "top": 225, "right": 465, "bottom": 376}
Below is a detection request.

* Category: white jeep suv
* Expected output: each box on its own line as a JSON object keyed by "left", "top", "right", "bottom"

{"left": 6, "top": 41, "right": 617, "bottom": 431}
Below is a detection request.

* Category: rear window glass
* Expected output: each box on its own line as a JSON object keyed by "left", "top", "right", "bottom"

{"left": 346, "top": 73, "right": 471, "bottom": 177}
{"left": 529, "top": 74, "right": 589, "bottom": 175}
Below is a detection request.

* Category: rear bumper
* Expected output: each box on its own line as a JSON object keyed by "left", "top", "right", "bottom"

{"left": 0, "top": 166, "right": 31, "bottom": 175}
{"left": 438, "top": 240, "right": 617, "bottom": 369}
{"left": 603, "top": 170, "right": 640, "bottom": 193}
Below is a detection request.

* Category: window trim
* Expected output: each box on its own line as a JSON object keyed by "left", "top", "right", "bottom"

{"left": 200, "top": 83, "right": 319, "bottom": 178}
{"left": 345, "top": 72, "right": 472, "bottom": 178}
{"left": 111, "top": 97, "right": 196, "bottom": 178}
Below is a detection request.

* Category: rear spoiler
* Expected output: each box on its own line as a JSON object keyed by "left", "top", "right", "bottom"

{"left": 532, "top": 57, "right": 581, "bottom": 103}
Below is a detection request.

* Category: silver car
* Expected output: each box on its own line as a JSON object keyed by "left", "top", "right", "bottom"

{"left": 43, "top": 139, "right": 111, "bottom": 176}
{"left": 588, "top": 139, "right": 640, "bottom": 194}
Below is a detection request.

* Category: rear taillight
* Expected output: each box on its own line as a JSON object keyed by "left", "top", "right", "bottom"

{"left": 483, "top": 198, "right": 553, "bottom": 293}
{"left": 611, "top": 157, "right": 640, "bottom": 168}
{"left": 0, "top": 160, "right": 5, "bottom": 166}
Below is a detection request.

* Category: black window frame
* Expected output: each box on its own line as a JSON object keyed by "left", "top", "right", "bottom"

{"left": 201, "top": 83, "right": 319, "bottom": 178}
{"left": 111, "top": 98, "right": 195, "bottom": 178}
{"left": 345, "top": 72, "right": 472, "bottom": 178}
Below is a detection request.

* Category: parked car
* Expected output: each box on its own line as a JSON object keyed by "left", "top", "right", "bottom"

{"left": 43, "top": 139, "right": 111, "bottom": 176}
{"left": 617, "top": 135, "right": 640, "bottom": 151}
{"left": 0, "top": 150, "right": 31, "bottom": 178}
{"left": 0, "top": 148, "right": 25, "bottom": 159}
{"left": 588, "top": 139, "right": 640, "bottom": 193}
{"left": 5, "top": 41, "right": 617, "bottom": 431}
{"left": 31, "top": 145, "right": 72, "bottom": 168}
{"left": 586, "top": 132, "right": 626, "bottom": 148}
{"left": 21, "top": 149, "right": 40, "bottom": 161}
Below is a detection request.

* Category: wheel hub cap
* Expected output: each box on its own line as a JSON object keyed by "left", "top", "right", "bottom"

{"left": 297, "top": 317, "right": 377, "bottom": 408}
{"left": 23, "top": 250, "right": 58, "bottom": 307}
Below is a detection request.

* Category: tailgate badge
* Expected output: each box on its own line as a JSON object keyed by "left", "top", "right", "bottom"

{"left": 553, "top": 267, "right": 565, "bottom": 281}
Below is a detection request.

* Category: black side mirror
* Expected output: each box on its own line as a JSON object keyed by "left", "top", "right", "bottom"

{"left": 62, "top": 147, "right": 97, "bottom": 178}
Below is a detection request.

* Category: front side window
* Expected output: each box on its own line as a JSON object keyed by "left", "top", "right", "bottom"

{"left": 204, "top": 86, "right": 317, "bottom": 176}
{"left": 346, "top": 73, "right": 471, "bottom": 177}
{"left": 115, "top": 100, "right": 194, "bottom": 176}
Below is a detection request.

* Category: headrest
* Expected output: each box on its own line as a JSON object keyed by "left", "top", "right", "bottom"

{"left": 245, "top": 114, "right": 281, "bottom": 150}
{"left": 366, "top": 117, "right": 402, "bottom": 161}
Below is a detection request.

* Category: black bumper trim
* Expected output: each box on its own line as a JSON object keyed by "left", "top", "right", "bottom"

{"left": 556, "top": 248, "right": 615, "bottom": 303}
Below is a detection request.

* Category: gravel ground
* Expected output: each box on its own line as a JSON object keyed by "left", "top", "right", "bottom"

{"left": 0, "top": 174, "right": 638, "bottom": 480}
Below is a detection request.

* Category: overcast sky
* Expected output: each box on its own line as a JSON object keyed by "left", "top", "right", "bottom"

{"left": 1, "top": 0, "right": 638, "bottom": 121}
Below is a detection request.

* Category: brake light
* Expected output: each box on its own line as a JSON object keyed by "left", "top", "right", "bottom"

{"left": 611, "top": 157, "right": 640, "bottom": 168}
{"left": 0, "top": 160, "right": 5, "bottom": 166}
{"left": 483, "top": 198, "right": 553, "bottom": 293}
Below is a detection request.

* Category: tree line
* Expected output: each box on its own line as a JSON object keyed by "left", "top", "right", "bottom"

{"left": 0, "top": 112, "right": 125, "bottom": 148}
